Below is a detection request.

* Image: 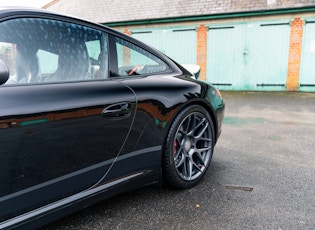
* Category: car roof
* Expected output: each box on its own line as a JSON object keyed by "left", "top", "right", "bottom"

{"left": 0, "top": 6, "right": 181, "bottom": 73}
{"left": 0, "top": 6, "right": 114, "bottom": 40}
{"left": 0, "top": 6, "right": 47, "bottom": 13}
{"left": 0, "top": 6, "right": 93, "bottom": 26}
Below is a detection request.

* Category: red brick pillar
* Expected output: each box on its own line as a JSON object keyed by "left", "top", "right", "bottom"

{"left": 123, "top": 29, "right": 131, "bottom": 36}
{"left": 197, "top": 25, "right": 208, "bottom": 81}
{"left": 122, "top": 29, "right": 131, "bottom": 65}
{"left": 287, "top": 18, "right": 304, "bottom": 91}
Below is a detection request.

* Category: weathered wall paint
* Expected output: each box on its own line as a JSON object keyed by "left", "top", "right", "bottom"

{"left": 299, "top": 20, "right": 315, "bottom": 92}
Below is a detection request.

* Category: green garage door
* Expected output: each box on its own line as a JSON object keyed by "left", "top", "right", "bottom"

{"left": 299, "top": 20, "right": 315, "bottom": 92}
{"left": 131, "top": 27, "right": 197, "bottom": 64}
{"left": 207, "top": 21, "right": 290, "bottom": 91}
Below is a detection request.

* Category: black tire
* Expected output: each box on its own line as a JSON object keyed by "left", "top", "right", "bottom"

{"left": 163, "top": 105, "right": 215, "bottom": 189}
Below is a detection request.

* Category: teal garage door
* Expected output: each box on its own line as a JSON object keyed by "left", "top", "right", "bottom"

{"left": 299, "top": 21, "right": 315, "bottom": 92}
{"left": 207, "top": 25, "right": 246, "bottom": 90}
{"left": 131, "top": 27, "right": 197, "bottom": 64}
{"left": 207, "top": 21, "right": 290, "bottom": 91}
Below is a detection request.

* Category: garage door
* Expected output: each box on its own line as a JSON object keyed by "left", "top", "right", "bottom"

{"left": 299, "top": 20, "right": 315, "bottom": 92}
{"left": 131, "top": 27, "right": 197, "bottom": 64}
{"left": 207, "top": 21, "right": 290, "bottom": 91}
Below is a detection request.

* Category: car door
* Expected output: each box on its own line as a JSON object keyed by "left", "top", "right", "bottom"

{"left": 0, "top": 16, "right": 136, "bottom": 223}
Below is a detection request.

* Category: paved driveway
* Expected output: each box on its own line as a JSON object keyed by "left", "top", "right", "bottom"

{"left": 44, "top": 91, "right": 315, "bottom": 230}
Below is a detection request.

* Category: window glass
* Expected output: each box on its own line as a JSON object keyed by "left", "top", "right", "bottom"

{"left": 113, "top": 37, "right": 168, "bottom": 77}
{"left": 86, "top": 40, "right": 101, "bottom": 61}
{"left": 37, "top": 49, "right": 58, "bottom": 74}
{"left": 0, "top": 42, "right": 16, "bottom": 76}
{"left": 0, "top": 18, "right": 108, "bottom": 85}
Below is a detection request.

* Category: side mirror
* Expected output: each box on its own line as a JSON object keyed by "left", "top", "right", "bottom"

{"left": 181, "top": 64, "right": 201, "bottom": 79}
{"left": 0, "top": 59, "right": 9, "bottom": 85}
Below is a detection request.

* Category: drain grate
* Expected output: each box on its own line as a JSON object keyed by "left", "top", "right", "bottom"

{"left": 225, "top": 186, "right": 254, "bottom": 192}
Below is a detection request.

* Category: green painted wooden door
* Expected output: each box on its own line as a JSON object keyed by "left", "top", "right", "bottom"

{"left": 131, "top": 27, "right": 197, "bottom": 64}
{"left": 299, "top": 21, "right": 315, "bottom": 92}
{"left": 207, "top": 25, "right": 246, "bottom": 90}
{"left": 207, "top": 21, "right": 290, "bottom": 91}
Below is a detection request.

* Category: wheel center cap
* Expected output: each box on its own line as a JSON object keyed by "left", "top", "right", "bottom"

{"left": 184, "top": 139, "right": 192, "bottom": 151}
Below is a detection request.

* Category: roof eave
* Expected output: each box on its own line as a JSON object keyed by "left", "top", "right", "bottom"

{"left": 103, "top": 6, "right": 315, "bottom": 27}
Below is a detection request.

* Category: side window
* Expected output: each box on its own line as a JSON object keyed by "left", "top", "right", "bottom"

{"left": 113, "top": 37, "right": 168, "bottom": 77}
{"left": 86, "top": 40, "right": 101, "bottom": 61}
{"left": 0, "top": 18, "right": 108, "bottom": 85}
{"left": 85, "top": 39, "right": 108, "bottom": 79}
{"left": 0, "top": 42, "right": 15, "bottom": 77}
{"left": 37, "top": 49, "right": 58, "bottom": 75}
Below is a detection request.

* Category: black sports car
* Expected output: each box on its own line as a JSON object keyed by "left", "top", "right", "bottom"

{"left": 0, "top": 7, "right": 224, "bottom": 229}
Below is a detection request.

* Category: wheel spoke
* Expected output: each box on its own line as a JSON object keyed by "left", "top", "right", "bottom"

{"left": 193, "top": 117, "right": 206, "bottom": 132}
{"left": 182, "top": 157, "right": 188, "bottom": 177}
{"left": 197, "top": 137, "right": 212, "bottom": 142}
{"left": 187, "top": 158, "right": 193, "bottom": 179}
{"left": 184, "top": 115, "right": 192, "bottom": 133}
{"left": 195, "top": 146, "right": 211, "bottom": 153}
{"left": 194, "top": 152, "right": 206, "bottom": 166}
{"left": 191, "top": 114, "right": 197, "bottom": 133}
{"left": 175, "top": 132, "right": 184, "bottom": 144}
{"left": 185, "top": 114, "right": 196, "bottom": 136}
{"left": 194, "top": 119, "right": 209, "bottom": 138}
{"left": 193, "top": 162, "right": 202, "bottom": 172}
{"left": 174, "top": 148, "right": 184, "bottom": 164}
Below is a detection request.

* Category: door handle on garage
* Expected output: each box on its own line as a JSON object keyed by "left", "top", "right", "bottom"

{"left": 102, "top": 102, "right": 131, "bottom": 119}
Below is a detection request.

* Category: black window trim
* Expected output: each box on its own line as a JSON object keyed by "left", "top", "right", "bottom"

{"left": 107, "top": 34, "right": 172, "bottom": 79}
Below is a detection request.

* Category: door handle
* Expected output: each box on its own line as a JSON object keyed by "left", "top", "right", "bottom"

{"left": 102, "top": 102, "right": 131, "bottom": 119}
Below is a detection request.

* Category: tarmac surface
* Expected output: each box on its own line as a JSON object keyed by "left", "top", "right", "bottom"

{"left": 44, "top": 91, "right": 315, "bottom": 230}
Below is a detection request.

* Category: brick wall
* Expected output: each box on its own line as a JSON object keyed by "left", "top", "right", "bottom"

{"left": 197, "top": 25, "right": 208, "bottom": 81}
{"left": 287, "top": 18, "right": 304, "bottom": 91}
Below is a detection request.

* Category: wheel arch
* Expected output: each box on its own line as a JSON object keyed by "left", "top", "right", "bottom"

{"left": 163, "top": 99, "right": 219, "bottom": 148}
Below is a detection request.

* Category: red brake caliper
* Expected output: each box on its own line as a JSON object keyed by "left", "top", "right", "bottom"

{"left": 174, "top": 141, "right": 178, "bottom": 155}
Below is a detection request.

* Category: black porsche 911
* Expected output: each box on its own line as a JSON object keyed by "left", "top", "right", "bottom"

{"left": 0, "top": 7, "right": 224, "bottom": 229}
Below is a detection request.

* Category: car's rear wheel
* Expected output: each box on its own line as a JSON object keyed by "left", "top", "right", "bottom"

{"left": 163, "top": 105, "right": 215, "bottom": 188}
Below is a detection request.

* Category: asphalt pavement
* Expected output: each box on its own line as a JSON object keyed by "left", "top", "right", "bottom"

{"left": 44, "top": 91, "right": 315, "bottom": 230}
